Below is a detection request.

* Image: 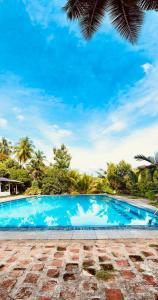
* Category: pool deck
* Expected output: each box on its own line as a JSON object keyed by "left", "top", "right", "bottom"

{"left": 0, "top": 239, "right": 158, "bottom": 300}
{"left": 0, "top": 194, "right": 158, "bottom": 240}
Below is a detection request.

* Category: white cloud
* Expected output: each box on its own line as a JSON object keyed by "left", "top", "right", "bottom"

{"left": 141, "top": 63, "right": 152, "bottom": 74}
{"left": 0, "top": 118, "right": 8, "bottom": 128}
{"left": 102, "top": 119, "right": 126, "bottom": 135}
{"left": 70, "top": 123, "right": 158, "bottom": 173}
{"left": 16, "top": 114, "right": 25, "bottom": 121}
{"left": 32, "top": 124, "right": 73, "bottom": 164}
{"left": 23, "top": 0, "right": 55, "bottom": 28}
{"left": 36, "top": 123, "right": 73, "bottom": 146}
{"left": 108, "top": 62, "right": 158, "bottom": 119}
{"left": 13, "top": 106, "right": 21, "bottom": 113}
{"left": 23, "top": 0, "right": 80, "bottom": 37}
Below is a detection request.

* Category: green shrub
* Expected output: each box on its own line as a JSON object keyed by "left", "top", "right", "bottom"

{"left": 25, "top": 187, "right": 41, "bottom": 195}
{"left": 145, "top": 191, "right": 155, "bottom": 201}
{"left": 4, "top": 158, "right": 20, "bottom": 169}
{"left": 0, "top": 164, "right": 10, "bottom": 177}
{"left": 41, "top": 167, "right": 71, "bottom": 195}
{"left": 31, "top": 180, "right": 39, "bottom": 188}
{"left": 102, "top": 186, "right": 115, "bottom": 195}
{"left": 9, "top": 168, "right": 31, "bottom": 192}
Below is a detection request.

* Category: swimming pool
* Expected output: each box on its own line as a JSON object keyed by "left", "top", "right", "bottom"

{"left": 0, "top": 195, "right": 158, "bottom": 229}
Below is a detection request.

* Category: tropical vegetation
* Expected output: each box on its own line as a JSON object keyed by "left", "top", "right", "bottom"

{"left": 0, "top": 137, "right": 158, "bottom": 204}
{"left": 64, "top": 0, "right": 158, "bottom": 43}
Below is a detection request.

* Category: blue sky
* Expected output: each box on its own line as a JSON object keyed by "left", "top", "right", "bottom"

{"left": 0, "top": 0, "right": 158, "bottom": 172}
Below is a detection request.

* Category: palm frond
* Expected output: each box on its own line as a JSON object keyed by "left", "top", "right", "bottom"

{"left": 107, "top": 0, "right": 144, "bottom": 43}
{"left": 154, "top": 152, "right": 158, "bottom": 163}
{"left": 80, "top": 0, "right": 107, "bottom": 39}
{"left": 147, "top": 156, "right": 155, "bottom": 164}
{"left": 64, "top": 0, "right": 88, "bottom": 19}
{"left": 138, "top": 0, "right": 158, "bottom": 10}
{"left": 134, "top": 154, "right": 154, "bottom": 164}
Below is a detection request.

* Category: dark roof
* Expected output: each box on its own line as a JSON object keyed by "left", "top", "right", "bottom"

{"left": 0, "top": 177, "right": 22, "bottom": 184}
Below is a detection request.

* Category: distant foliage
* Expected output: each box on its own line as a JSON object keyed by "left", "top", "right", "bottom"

{"left": 14, "top": 137, "right": 34, "bottom": 166}
{"left": 0, "top": 137, "right": 12, "bottom": 156}
{"left": 0, "top": 153, "right": 8, "bottom": 162}
{"left": 25, "top": 186, "right": 41, "bottom": 196}
{"left": 41, "top": 168, "right": 71, "bottom": 195}
{"left": 9, "top": 168, "right": 32, "bottom": 192}
{"left": 53, "top": 144, "right": 71, "bottom": 170}
{"left": 107, "top": 160, "right": 136, "bottom": 194}
{"left": 0, "top": 163, "right": 10, "bottom": 178}
{"left": 0, "top": 137, "right": 158, "bottom": 202}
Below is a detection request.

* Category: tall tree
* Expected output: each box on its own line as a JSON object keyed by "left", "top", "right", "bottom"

{"left": 53, "top": 144, "right": 71, "bottom": 170}
{"left": 0, "top": 137, "right": 12, "bottom": 156}
{"left": 64, "top": 0, "right": 158, "bottom": 43}
{"left": 28, "top": 150, "right": 46, "bottom": 180}
{"left": 14, "top": 137, "right": 34, "bottom": 166}
{"left": 76, "top": 173, "right": 93, "bottom": 194}
{"left": 107, "top": 160, "right": 136, "bottom": 192}
{"left": 34, "top": 150, "right": 46, "bottom": 166}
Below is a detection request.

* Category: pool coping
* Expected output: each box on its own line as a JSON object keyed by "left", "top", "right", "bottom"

{"left": 0, "top": 194, "right": 158, "bottom": 239}
{"left": 0, "top": 228, "right": 158, "bottom": 240}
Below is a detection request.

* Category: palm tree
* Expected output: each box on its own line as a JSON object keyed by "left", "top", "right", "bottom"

{"left": 53, "top": 144, "right": 71, "bottom": 170}
{"left": 134, "top": 153, "right": 158, "bottom": 181}
{"left": 28, "top": 150, "right": 46, "bottom": 180}
{"left": 135, "top": 153, "right": 158, "bottom": 168}
{"left": 64, "top": 0, "right": 158, "bottom": 43}
{"left": 76, "top": 174, "right": 94, "bottom": 194}
{"left": 96, "top": 168, "right": 107, "bottom": 178}
{"left": 14, "top": 137, "right": 34, "bottom": 166}
{"left": 68, "top": 170, "right": 94, "bottom": 193}
{"left": 0, "top": 137, "right": 12, "bottom": 156}
{"left": 34, "top": 150, "right": 46, "bottom": 166}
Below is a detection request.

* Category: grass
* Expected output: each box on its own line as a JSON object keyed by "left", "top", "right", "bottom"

{"left": 149, "top": 201, "right": 158, "bottom": 208}
{"left": 96, "top": 270, "right": 115, "bottom": 281}
{"left": 149, "top": 244, "right": 158, "bottom": 248}
{"left": 83, "top": 263, "right": 115, "bottom": 281}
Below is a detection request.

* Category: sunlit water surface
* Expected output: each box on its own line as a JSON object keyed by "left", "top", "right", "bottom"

{"left": 0, "top": 195, "right": 158, "bottom": 228}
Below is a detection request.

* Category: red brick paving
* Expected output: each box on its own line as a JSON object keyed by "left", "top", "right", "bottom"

{"left": 0, "top": 239, "right": 158, "bottom": 299}
{"left": 105, "top": 288, "right": 124, "bottom": 300}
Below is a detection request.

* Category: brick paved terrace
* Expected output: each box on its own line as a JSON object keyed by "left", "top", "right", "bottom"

{"left": 0, "top": 240, "right": 158, "bottom": 299}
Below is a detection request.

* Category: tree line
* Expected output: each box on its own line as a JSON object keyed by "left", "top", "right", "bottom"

{"left": 0, "top": 137, "right": 158, "bottom": 204}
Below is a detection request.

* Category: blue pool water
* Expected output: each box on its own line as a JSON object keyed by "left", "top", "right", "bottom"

{"left": 0, "top": 195, "right": 158, "bottom": 229}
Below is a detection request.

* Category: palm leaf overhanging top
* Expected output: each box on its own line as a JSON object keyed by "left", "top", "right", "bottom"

{"left": 80, "top": 0, "right": 108, "bottom": 39}
{"left": 63, "top": 0, "right": 88, "bottom": 19}
{"left": 107, "top": 0, "right": 144, "bottom": 43}
{"left": 155, "top": 152, "right": 158, "bottom": 163}
{"left": 138, "top": 0, "right": 158, "bottom": 10}
{"left": 134, "top": 154, "right": 155, "bottom": 164}
{"left": 64, "top": 0, "right": 158, "bottom": 43}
